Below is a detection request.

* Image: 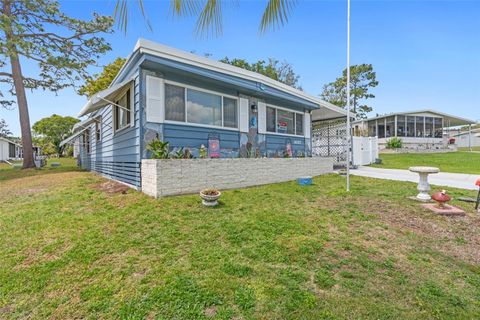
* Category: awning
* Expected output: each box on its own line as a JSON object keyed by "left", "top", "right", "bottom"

{"left": 78, "top": 78, "right": 134, "bottom": 117}
{"left": 72, "top": 117, "right": 97, "bottom": 132}
{"left": 59, "top": 130, "right": 84, "bottom": 147}
{"left": 311, "top": 101, "right": 349, "bottom": 122}
{"left": 60, "top": 117, "right": 99, "bottom": 147}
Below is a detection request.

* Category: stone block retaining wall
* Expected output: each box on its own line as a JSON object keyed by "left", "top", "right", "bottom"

{"left": 141, "top": 157, "right": 334, "bottom": 198}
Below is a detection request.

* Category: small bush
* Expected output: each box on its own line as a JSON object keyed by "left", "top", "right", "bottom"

{"left": 146, "top": 138, "right": 170, "bottom": 159}
{"left": 386, "top": 137, "right": 403, "bottom": 149}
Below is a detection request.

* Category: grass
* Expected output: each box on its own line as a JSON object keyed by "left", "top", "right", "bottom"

{"left": 372, "top": 152, "right": 480, "bottom": 174}
{"left": 458, "top": 146, "right": 480, "bottom": 152}
{"left": 0, "top": 166, "right": 480, "bottom": 319}
{"left": 0, "top": 158, "right": 79, "bottom": 181}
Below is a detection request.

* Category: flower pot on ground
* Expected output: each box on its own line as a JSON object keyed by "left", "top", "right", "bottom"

{"left": 200, "top": 188, "right": 221, "bottom": 207}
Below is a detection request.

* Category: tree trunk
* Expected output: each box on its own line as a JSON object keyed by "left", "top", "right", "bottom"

{"left": 3, "top": 0, "right": 36, "bottom": 168}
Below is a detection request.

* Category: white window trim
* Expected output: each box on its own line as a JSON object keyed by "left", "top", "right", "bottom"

{"left": 265, "top": 104, "right": 305, "bottom": 137}
{"left": 112, "top": 83, "right": 135, "bottom": 134}
{"left": 164, "top": 80, "right": 239, "bottom": 130}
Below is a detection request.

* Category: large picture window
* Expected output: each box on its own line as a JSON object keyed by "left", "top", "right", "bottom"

{"left": 266, "top": 106, "right": 304, "bottom": 136}
{"left": 114, "top": 89, "right": 131, "bottom": 131}
{"left": 187, "top": 89, "right": 222, "bottom": 126}
{"left": 164, "top": 82, "right": 238, "bottom": 129}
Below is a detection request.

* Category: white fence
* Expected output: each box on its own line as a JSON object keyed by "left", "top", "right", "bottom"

{"left": 352, "top": 136, "right": 378, "bottom": 166}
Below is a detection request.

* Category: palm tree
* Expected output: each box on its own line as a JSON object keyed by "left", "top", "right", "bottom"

{"left": 114, "top": 0, "right": 295, "bottom": 35}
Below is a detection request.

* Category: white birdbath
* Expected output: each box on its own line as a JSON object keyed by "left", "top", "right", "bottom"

{"left": 409, "top": 166, "right": 440, "bottom": 201}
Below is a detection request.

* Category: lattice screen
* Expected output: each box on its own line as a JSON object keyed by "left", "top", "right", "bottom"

{"left": 312, "top": 118, "right": 348, "bottom": 166}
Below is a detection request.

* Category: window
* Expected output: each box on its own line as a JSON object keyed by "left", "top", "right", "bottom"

{"left": 266, "top": 106, "right": 304, "bottom": 135}
{"left": 386, "top": 116, "right": 395, "bottom": 138}
{"left": 95, "top": 118, "right": 101, "bottom": 142}
{"left": 407, "top": 116, "right": 415, "bottom": 137}
{"left": 277, "top": 109, "right": 295, "bottom": 134}
{"left": 296, "top": 113, "right": 304, "bottom": 135}
{"left": 83, "top": 130, "right": 90, "bottom": 154}
{"left": 114, "top": 89, "right": 131, "bottom": 131}
{"left": 415, "top": 116, "right": 424, "bottom": 137}
{"left": 434, "top": 118, "right": 443, "bottom": 138}
{"left": 164, "top": 82, "right": 238, "bottom": 129}
{"left": 425, "top": 117, "right": 434, "bottom": 138}
{"left": 223, "top": 97, "right": 238, "bottom": 128}
{"left": 8, "top": 143, "right": 15, "bottom": 158}
{"left": 397, "top": 115, "right": 406, "bottom": 137}
{"left": 378, "top": 120, "right": 385, "bottom": 138}
{"left": 368, "top": 121, "right": 376, "bottom": 136}
{"left": 266, "top": 107, "right": 276, "bottom": 132}
{"left": 165, "top": 84, "right": 185, "bottom": 121}
{"left": 187, "top": 88, "right": 222, "bottom": 126}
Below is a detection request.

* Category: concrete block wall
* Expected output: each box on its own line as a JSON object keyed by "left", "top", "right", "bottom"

{"left": 141, "top": 157, "right": 334, "bottom": 198}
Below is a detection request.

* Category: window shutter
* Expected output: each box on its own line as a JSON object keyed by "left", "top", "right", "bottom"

{"left": 239, "top": 97, "right": 249, "bottom": 133}
{"left": 304, "top": 112, "right": 311, "bottom": 139}
{"left": 146, "top": 75, "right": 164, "bottom": 123}
{"left": 258, "top": 102, "right": 267, "bottom": 134}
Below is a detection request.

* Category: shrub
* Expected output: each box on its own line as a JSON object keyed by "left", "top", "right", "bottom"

{"left": 146, "top": 139, "right": 170, "bottom": 159}
{"left": 386, "top": 137, "right": 403, "bottom": 149}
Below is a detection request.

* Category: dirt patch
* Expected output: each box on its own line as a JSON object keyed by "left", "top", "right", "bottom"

{"left": 349, "top": 197, "right": 480, "bottom": 265}
{"left": 94, "top": 180, "right": 130, "bottom": 194}
{"left": 204, "top": 306, "right": 218, "bottom": 317}
{"left": 11, "top": 187, "right": 48, "bottom": 196}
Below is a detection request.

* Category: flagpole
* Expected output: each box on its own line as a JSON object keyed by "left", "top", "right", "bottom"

{"left": 346, "top": 0, "right": 351, "bottom": 192}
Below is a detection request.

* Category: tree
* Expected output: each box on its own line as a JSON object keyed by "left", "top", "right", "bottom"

{"left": 32, "top": 114, "right": 80, "bottom": 157}
{"left": 0, "top": 0, "right": 113, "bottom": 168}
{"left": 220, "top": 57, "right": 301, "bottom": 89}
{"left": 320, "top": 64, "right": 378, "bottom": 119}
{"left": 79, "top": 57, "right": 126, "bottom": 97}
{"left": 0, "top": 118, "right": 12, "bottom": 137}
{"left": 114, "top": 0, "right": 294, "bottom": 35}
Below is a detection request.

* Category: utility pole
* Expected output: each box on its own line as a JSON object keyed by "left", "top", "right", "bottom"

{"left": 346, "top": 0, "right": 351, "bottom": 192}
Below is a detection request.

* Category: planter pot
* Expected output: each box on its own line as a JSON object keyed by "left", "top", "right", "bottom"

{"left": 199, "top": 189, "right": 221, "bottom": 207}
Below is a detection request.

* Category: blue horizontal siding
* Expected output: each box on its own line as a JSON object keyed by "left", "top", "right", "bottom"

{"left": 265, "top": 134, "right": 306, "bottom": 156}
{"left": 163, "top": 123, "right": 240, "bottom": 150}
{"left": 78, "top": 72, "right": 141, "bottom": 187}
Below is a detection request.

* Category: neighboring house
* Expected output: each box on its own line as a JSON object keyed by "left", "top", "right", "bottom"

{"left": 0, "top": 137, "right": 23, "bottom": 161}
{"left": 353, "top": 110, "right": 475, "bottom": 150}
{"left": 61, "top": 39, "right": 346, "bottom": 189}
{"left": 453, "top": 129, "right": 480, "bottom": 148}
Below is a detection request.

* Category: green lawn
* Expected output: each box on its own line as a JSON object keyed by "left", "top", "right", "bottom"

{"left": 0, "top": 167, "right": 479, "bottom": 319}
{"left": 0, "top": 157, "right": 79, "bottom": 181}
{"left": 372, "top": 152, "right": 480, "bottom": 174}
{"left": 458, "top": 146, "right": 480, "bottom": 152}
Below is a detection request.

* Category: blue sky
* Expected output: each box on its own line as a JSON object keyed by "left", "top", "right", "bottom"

{"left": 1, "top": 0, "right": 479, "bottom": 135}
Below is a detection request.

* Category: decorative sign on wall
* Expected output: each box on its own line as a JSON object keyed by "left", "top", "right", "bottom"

{"left": 286, "top": 139, "right": 293, "bottom": 157}
{"left": 208, "top": 133, "right": 220, "bottom": 158}
{"left": 250, "top": 115, "right": 257, "bottom": 129}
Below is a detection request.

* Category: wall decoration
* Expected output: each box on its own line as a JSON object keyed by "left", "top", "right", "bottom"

{"left": 250, "top": 115, "right": 257, "bottom": 128}
{"left": 286, "top": 139, "right": 293, "bottom": 157}
{"left": 208, "top": 133, "right": 220, "bottom": 158}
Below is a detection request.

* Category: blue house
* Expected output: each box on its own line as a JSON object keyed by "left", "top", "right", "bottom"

{"left": 62, "top": 39, "right": 346, "bottom": 189}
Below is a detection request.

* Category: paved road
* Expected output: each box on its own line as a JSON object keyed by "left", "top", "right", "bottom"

{"left": 351, "top": 166, "right": 479, "bottom": 190}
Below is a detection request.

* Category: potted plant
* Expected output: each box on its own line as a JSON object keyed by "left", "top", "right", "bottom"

{"left": 199, "top": 188, "right": 221, "bottom": 207}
